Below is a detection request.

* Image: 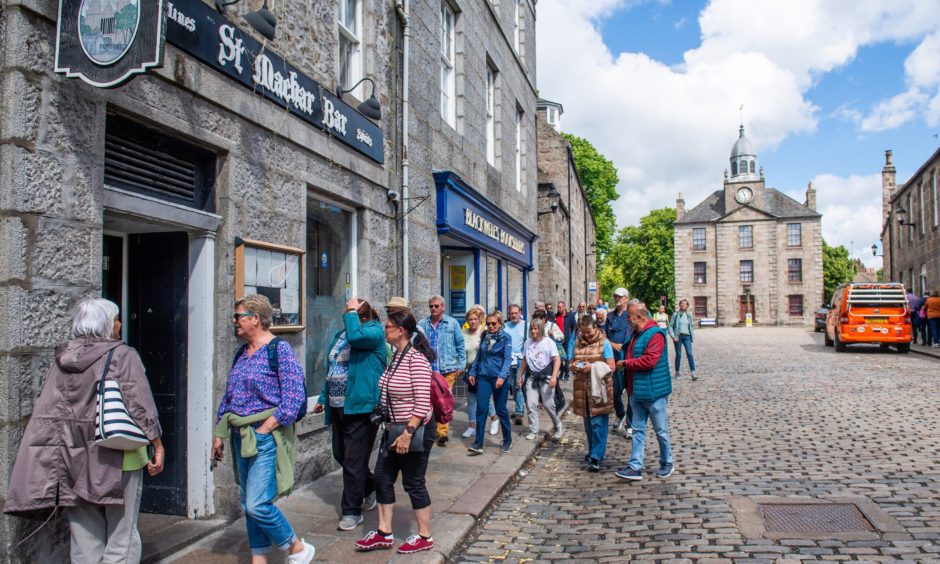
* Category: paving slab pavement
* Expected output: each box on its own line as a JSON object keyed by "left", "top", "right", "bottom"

{"left": 161, "top": 386, "right": 571, "bottom": 563}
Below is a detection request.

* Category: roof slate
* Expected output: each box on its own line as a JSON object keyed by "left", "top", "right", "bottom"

{"left": 678, "top": 187, "right": 821, "bottom": 223}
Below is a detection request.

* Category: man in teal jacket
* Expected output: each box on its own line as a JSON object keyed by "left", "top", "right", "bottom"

{"left": 614, "top": 302, "right": 673, "bottom": 481}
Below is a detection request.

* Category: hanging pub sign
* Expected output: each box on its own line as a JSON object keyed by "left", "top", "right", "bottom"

{"left": 164, "top": 0, "right": 385, "bottom": 164}
{"left": 54, "top": 0, "right": 166, "bottom": 88}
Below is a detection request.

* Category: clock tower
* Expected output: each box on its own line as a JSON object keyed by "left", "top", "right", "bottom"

{"left": 723, "top": 124, "right": 765, "bottom": 212}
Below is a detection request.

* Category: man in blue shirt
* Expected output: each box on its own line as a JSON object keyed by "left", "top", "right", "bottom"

{"left": 504, "top": 304, "right": 528, "bottom": 424}
{"left": 418, "top": 295, "right": 466, "bottom": 446}
{"left": 603, "top": 288, "right": 633, "bottom": 435}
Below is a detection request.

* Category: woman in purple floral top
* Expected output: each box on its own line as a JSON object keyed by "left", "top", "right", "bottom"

{"left": 211, "top": 295, "right": 315, "bottom": 564}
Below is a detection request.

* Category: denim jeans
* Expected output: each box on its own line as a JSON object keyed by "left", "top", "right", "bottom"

{"left": 930, "top": 318, "right": 940, "bottom": 346}
{"left": 474, "top": 373, "right": 511, "bottom": 448}
{"left": 467, "top": 388, "right": 496, "bottom": 424}
{"left": 628, "top": 396, "right": 672, "bottom": 471}
{"left": 509, "top": 365, "right": 525, "bottom": 415}
{"left": 235, "top": 431, "right": 297, "bottom": 556}
{"left": 674, "top": 335, "right": 695, "bottom": 373}
{"left": 582, "top": 413, "right": 609, "bottom": 462}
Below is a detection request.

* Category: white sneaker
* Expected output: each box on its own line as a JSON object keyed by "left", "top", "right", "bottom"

{"left": 625, "top": 426, "right": 633, "bottom": 437}
{"left": 489, "top": 420, "right": 499, "bottom": 435}
{"left": 462, "top": 427, "right": 476, "bottom": 439}
{"left": 287, "top": 540, "right": 315, "bottom": 564}
{"left": 524, "top": 432, "right": 537, "bottom": 440}
{"left": 615, "top": 417, "right": 626, "bottom": 433}
{"left": 552, "top": 424, "right": 564, "bottom": 440}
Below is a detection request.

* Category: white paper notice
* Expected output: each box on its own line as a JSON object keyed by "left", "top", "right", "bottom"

{"left": 285, "top": 255, "right": 300, "bottom": 289}
{"left": 244, "top": 286, "right": 258, "bottom": 296}
{"left": 280, "top": 289, "right": 299, "bottom": 314}
{"left": 256, "top": 249, "right": 272, "bottom": 287}
{"left": 244, "top": 247, "right": 258, "bottom": 287}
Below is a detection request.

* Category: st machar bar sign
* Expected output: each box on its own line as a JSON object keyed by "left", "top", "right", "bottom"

{"left": 54, "top": 0, "right": 166, "bottom": 88}
{"left": 165, "top": 0, "right": 384, "bottom": 164}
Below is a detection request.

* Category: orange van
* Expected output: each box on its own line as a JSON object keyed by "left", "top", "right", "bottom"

{"left": 825, "top": 283, "right": 912, "bottom": 353}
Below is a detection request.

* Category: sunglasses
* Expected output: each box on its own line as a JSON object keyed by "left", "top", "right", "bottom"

{"left": 233, "top": 312, "right": 255, "bottom": 321}
{"left": 429, "top": 304, "right": 444, "bottom": 309}
{"left": 486, "top": 321, "right": 499, "bottom": 327}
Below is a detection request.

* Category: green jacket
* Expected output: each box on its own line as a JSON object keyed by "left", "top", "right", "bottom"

{"left": 318, "top": 313, "right": 387, "bottom": 424}
{"left": 214, "top": 408, "right": 295, "bottom": 497}
{"left": 667, "top": 310, "right": 695, "bottom": 340}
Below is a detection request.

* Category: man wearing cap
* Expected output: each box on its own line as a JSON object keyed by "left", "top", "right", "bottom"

{"left": 604, "top": 288, "right": 633, "bottom": 435}
{"left": 385, "top": 297, "right": 424, "bottom": 339}
{"left": 418, "top": 295, "right": 466, "bottom": 446}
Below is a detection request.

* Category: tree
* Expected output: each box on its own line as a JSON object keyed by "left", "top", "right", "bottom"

{"left": 562, "top": 133, "right": 619, "bottom": 260}
{"left": 601, "top": 208, "right": 676, "bottom": 310}
{"left": 115, "top": 4, "right": 138, "bottom": 46}
{"left": 823, "top": 240, "right": 857, "bottom": 304}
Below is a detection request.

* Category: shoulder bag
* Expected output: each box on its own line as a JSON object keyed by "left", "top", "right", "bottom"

{"left": 95, "top": 348, "right": 150, "bottom": 451}
{"left": 381, "top": 346, "right": 425, "bottom": 453}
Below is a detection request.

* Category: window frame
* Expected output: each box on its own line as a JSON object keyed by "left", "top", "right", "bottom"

{"left": 932, "top": 173, "right": 938, "bottom": 228}
{"left": 440, "top": 2, "right": 457, "bottom": 127}
{"left": 486, "top": 65, "right": 496, "bottom": 166}
{"left": 919, "top": 181, "right": 925, "bottom": 235}
{"left": 692, "top": 227, "right": 706, "bottom": 251}
{"left": 514, "top": 107, "right": 523, "bottom": 192}
{"left": 738, "top": 225, "right": 753, "bottom": 249}
{"left": 788, "top": 295, "right": 803, "bottom": 317}
{"left": 693, "top": 261, "right": 707, "bottom": 285}
{"left": 694, "top": 297, "right": 707, "bottom": 318}
{"left": 740, "top": 260, "right": 754, "bottom": 283}
{"left": 908, "top": 193, "right": 913, "bottom": 242}
{"left": 512, "top": 0, "right": 521, "bottom": 54}
{"left": 786, "top": 223, "right": 802, "bottom": 247}
{"left": 787, "top": 258, "right": 803, "bottom": 283}
{"left": 337, "top": 0, "right": 363, "bottom": 100}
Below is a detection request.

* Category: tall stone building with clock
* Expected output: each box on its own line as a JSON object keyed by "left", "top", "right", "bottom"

{"left": 674, "top": 126, "right": 823, "bottom": 326}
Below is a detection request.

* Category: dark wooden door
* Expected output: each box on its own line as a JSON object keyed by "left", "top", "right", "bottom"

{"left": 127, "top": 232, "right": 189, "bottom": 515}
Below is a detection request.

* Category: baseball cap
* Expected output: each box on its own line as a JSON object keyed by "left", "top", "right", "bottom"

{"left": 385, "top": 296, "right": 411, "bottom": 310}
{"left": 613, "top": 288, "right": 629, "bottom": 298}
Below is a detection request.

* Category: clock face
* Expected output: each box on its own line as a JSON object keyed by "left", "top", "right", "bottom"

{"left": 735, "top": 187, "right": 753, "bottom": 204}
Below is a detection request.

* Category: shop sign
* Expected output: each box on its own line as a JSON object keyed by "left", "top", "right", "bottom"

{"left": 164, "top": 0, "right": 384, "bottom": 164}
{"left": 54, "top": 0, "right": 166, "bottom": 88}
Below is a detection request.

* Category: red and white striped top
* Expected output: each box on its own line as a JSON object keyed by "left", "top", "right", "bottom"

{"left": 380, "top": 348, "right": 433, "bottom": 424}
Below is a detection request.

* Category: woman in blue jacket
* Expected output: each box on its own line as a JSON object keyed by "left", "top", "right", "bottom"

{"left": 313, "top": 298, "right": 387, "bottom": 531}
{"left": 467, "top": 311, "right": 514, "bottom": 455}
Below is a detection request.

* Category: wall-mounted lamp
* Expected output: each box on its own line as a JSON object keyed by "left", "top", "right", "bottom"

{"left": 215, "top": 0, "right": 277, "bottom": 41}
{"left": 538, "top": 187, "right": 561, "bottom": 216}
{"left": 336, "top": 77, "right": 382, "bottom": 120}
{"left": 896, "top": 205, "right": 917, "bottom": 229}
{"left": 586, "top": 240, "right": 596, "bottom": 258}
{"left": 871, "top": 243, "right": 881, "bottom": 257}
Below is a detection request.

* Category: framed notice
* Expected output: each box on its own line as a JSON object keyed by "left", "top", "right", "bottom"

{"left": 235, "top": 239, "right": 305, "bottom": 333}
{"left": 450, "top": 265, "right": 466, "bottom": 290}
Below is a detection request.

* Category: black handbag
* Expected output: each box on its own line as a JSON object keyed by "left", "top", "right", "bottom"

{"left": 380, "top": 344, "right": 424, "bottom": 453}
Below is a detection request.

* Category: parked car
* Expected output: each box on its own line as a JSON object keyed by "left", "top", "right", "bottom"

{"left": 825, "top": 283, "right": 912, "bottom": 353}
{"left": 814, "top": 306, "right": 828, "bottom": 332}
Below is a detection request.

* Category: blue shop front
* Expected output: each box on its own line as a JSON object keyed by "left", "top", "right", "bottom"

{"left": 434, "top": 171, "right": 536, "bottom": 322}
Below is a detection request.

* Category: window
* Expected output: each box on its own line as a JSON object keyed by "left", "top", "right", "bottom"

{"left": 788, "top": 258, "right": 802, "bottom": 282}
{"left": 919, "top": 181, "right": 925, "bottom": 235}
{"left": 731, "top": 161, "right": 738, "bottom": 176}
{"left": 338, "top": 0, "right": 362, "bottom": 98}
{"left": 750, "top": 161, "right": 755, "bottom": 174}
{"left": 920, "top": 264, "right": 927, "bottom": 296}
{"left": 692, "top": 228, "right": 706, "bottom": 251}
{"left": 788, "top": 295, "right": 803, "bottom": 316}
{"left": 740, "top": 260, "right": 753, "bottom": 283}
{"left": 693, "top": 262, "right": 707, "bottom": 285}
{"left": 933, "top": 174, "right": 938, "bottom": 227}
{"left": 440, "top": 3, "right": 456, "bottom": 127}
{"left": 514, "top": 108, "right": 523, "bottom": 192}
{"left": 908, "top": 193, "right": 913, "bottom": 242}
{"left": 694, "top": 297, "right": 707, "bottom": 317}
{"left": 738, "top": 225, "right": 753, "bottom": 249}
{"left": 512, "top": 0, "right": 522, "bottom": 55}
{"left": 486, "top": 66, "right": 496, "bottom": 166}
{"left": 787, "top": 223, "right": 801, "bottom": 247}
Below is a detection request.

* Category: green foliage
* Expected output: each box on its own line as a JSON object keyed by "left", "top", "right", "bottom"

{"left": 601, "top": 208, "right": 676, "bottom": 310}
{"left": 823, "top": 240, "right": 857, "bottom": 304}
{"left": 115, "top": 4, "right": 138, "bottom": 44}
{"left": 562, "top": 133, "right": 619, "bottom": 260}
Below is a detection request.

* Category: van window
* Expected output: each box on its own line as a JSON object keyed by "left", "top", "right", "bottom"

{"left": 846, "top": 285, "right": 906, "bottom": 310}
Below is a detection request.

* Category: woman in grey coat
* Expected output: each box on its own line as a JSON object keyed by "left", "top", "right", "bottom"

{"left": 4, "top": 298, "right": 164, "bottom": 563}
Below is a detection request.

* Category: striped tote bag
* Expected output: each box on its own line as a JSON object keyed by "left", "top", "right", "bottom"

{"left": 94, "top": 348, "right": 150, "bottom": 450}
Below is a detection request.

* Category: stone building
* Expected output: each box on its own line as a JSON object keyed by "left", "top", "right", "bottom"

{"left": 535, "top": 100, "right": 598, "bottom": 308}
{"left": 0, "top": 0, "right": 400, "bottom": 559}
{"left": 880, "top": 148, "right": 940, "bottom": 294}
{"left": 674, "top": 126, "right": 823, "bottom": 325}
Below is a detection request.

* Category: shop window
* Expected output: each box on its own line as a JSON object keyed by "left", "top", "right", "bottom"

{"left": 104, "top": 112, "right": 216, "bottom": 211}
{"left": 486, "top": 255, "right": 499, "bottom": 312}
{"left": 694, "top": 297, "right": 707, "bottom": 317}
{"left": 304, "top": 199, "right": 354, "bottom": 395}
{"left": 507, "top": 264, "right": 524, "bottom": 312}
{"left": 692, "top": 228, "right": 706, "bottom": 251}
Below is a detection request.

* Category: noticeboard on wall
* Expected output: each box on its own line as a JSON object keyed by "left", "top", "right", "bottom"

{"left": 235, "top": 239, "right": 305, "bottom": 333}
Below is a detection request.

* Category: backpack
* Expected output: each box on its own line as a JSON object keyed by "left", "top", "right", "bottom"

{"left": 232, "top": 337, "right": 309, "bottom": 423}
{"left": 430, "top": 370, "right": 455, "bottom": 424}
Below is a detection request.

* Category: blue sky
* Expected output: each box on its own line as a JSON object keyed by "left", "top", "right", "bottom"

{"left": 537, "top": 0, "right": 940, "bottom": 267}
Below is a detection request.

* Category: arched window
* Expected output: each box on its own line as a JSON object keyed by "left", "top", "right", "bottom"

{"left": 731, "top": 161, "right": 738, "bottom": 176}
{"left": 749, "top": 160, "right": 756, "bottom": 174}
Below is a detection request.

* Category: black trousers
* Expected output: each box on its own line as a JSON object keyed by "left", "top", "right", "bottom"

{"left": 374, "top": 421, "right": 436, "bottom": 510}
{"left": 329, "top": 408, "right": 379, "bottom": 517}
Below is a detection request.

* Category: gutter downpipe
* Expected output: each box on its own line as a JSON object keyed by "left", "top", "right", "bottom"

{"left": 567, "top": 146, "right": 573, "bottom": 305}
{"left": 396, "top": 0, "right": 411, "bottom": 301}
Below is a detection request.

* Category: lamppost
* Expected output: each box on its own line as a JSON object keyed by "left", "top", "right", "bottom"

{"left": 537, "top": 187, "right": 561, "bottom": 217}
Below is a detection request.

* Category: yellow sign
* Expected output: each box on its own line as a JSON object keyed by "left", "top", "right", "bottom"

{"left": 450, "top": 265, "right": 466, "bottom": 290}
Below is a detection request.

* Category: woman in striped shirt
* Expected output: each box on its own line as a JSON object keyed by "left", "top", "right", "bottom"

{"left": 354, "top": 310, "right": 437, "bottom": 555}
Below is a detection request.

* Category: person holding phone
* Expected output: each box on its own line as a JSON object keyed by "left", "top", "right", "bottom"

{"left": 568, "top": 315, "right": 616, "bottom": 472}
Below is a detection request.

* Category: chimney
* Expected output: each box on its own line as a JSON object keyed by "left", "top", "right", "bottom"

{"left": 676, "top": 192, "right": 686, "bottom": 221}
{"left": 805, "top": 181, "right": 816, "bottom": 211}
{"left": 882, "top": 150, "right": 896, "bottom": 224}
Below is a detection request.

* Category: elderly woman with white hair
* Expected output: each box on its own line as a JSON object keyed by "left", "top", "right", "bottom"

{"left": 4, "top": 298, "right": 164, "bottom": 563}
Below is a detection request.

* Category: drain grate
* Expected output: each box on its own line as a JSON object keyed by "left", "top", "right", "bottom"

{"left": 759, "top": 503, "right": 875, "bottom": 533}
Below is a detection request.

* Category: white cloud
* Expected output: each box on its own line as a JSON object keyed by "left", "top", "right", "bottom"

{"left": 858, "top": 88, "right": 929, "bottom": 132}
{"left": 809, "top": 173, "right": 884, "bottom": 269}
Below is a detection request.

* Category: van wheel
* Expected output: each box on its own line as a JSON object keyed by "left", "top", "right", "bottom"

{"left": 824, "top": 332, "right": 833, "bottom": 347}
{"left": 834, "top": 332, "right": 846, "bottom": 352}
{"left": 897, "top": 343, "right": 911, "bottom": 354}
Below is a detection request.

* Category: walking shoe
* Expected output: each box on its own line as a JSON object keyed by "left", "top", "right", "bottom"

{"left": 691, "top": 371, "right": 698, "bottom": 381}
{"left": 552, "top": 423, "right": 565, "bottom": 440}
{"left": 500, "top": 442, "right": 513, "bottom": 453}
{"left": 489, "top": 419, "right": 499, "bottom": 434}
{"left": 513, "top": 413, "right": 523, "bottom": 425}
{"left": 461, "top": 427, "right": 476, "bottom": 439}
{"left": 436, "top": 436, "right": 448, "bottom": 446}
{"left": 625, "top": 426, "right": 633, "bottom": 437}
{"left": 613, "top": 416, "right": 624, "bottom": 430}
{"left": 656, "top": 464, "right": 675, "bottom": 479}
{"left": 588, "top": 459, "right": 600, "bottom": 472}
{"left": 524, "top": 432, "right": 537, "bottom": 440}
{"left": 615, "top": 467, "right": 643, "bottom": 481}
{"left": 467, "top": 444, "right": 484, "bottom": 455}
{"left": 354, "top": 530, "right": 394, "bottom": 551}
{"left": 338, "top": 514, "right": 364, "bottom": 530}
{"left": 287, "top": 539, "right": 316, "bottom": 563}
{"left": 397, "top": 534, "right": 434, "bottom": 554}
{"left": 363, "top": 492, "right": 377, "bottom": 511}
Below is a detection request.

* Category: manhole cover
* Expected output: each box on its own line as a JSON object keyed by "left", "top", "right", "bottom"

{"left": 759, "top": 503, "right": 875, "bottom": 533}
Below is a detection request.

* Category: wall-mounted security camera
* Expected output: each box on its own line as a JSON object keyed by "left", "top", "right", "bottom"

{"left": 387, "top": 190, "right": 400, "bottom": 201}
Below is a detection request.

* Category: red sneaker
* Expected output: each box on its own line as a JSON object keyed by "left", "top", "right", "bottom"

{"left": 397, "top": 534, "right": 434, "bottom": 554}
{"left": 354, "top": 530, "right": 394, "bottom": 552}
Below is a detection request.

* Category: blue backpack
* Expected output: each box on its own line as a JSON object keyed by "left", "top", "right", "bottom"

{"left": 231, "top": 337, "right": 309, "bottom": 423}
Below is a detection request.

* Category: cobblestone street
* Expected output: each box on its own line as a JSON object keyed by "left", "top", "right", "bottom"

{"left": 456, "top": 327, "right": 940, "bottom": 563}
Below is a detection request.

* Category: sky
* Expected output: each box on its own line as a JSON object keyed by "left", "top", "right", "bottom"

{"left": 536, "top": 0, "right": 940, "bottom": 268}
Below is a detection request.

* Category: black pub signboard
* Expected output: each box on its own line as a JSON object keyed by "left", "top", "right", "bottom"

{"left": 54, "top": 0, "right": 166, "bottom": 88}
{"left": 165, "top": 0, "right": 384, "bottom": 164}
